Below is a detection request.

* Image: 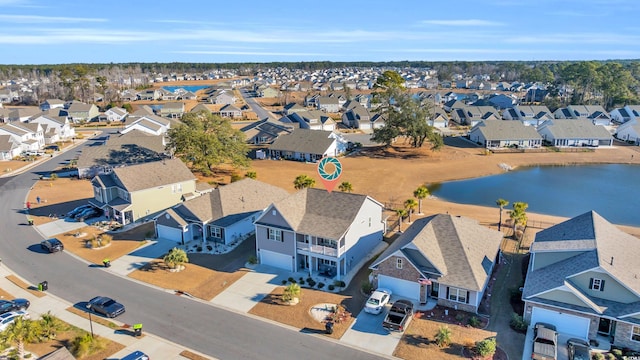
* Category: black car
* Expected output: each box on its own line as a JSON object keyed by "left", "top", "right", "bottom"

{"left": 567, "top": 338, "right": 591, "bottom": 360}
{"left": 0, "top": 298, "right": 30, "bottom": 315}
{"left": 40, "top": 238, "right": 64, "bottom": 253}
{"left": 67, "top": 205, "right": 92, "bottom": 219}
{"left": 87, "top": 296, "right": 125, "bottom": 318}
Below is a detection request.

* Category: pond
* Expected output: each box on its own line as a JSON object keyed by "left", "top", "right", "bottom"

{"left": 429, "top": 164, "right": 640, "bottom": 227}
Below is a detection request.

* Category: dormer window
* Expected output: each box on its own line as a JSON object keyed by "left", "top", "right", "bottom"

{"left": 589, "top": 278, "right": 605, "bottom": 292}
{"left": 396, "top": 258, "right": 403, "bottom": 269}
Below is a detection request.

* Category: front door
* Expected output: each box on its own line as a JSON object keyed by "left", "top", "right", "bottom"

{"left": 419, "top": 283, "right": 427, "bottom": 305}
{"left": 430, "top": 282, "right": 440, "bottom": 298}
{"left": 598, "top": 318, "right": 611, "bottom": 335}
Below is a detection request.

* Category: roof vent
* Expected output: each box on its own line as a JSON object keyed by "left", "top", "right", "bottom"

{"left": 610, "top": 256, "right": 614, "bottom": 266}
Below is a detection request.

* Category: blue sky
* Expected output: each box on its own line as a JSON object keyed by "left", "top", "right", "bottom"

{"left": 1, "top": 0, "right": 639, "bottom": 64}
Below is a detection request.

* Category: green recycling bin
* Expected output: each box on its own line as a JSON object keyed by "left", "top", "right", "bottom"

{"left": 133, "top": 323, "right": 142, "bottom": 337}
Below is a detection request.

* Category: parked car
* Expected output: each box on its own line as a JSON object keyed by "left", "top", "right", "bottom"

{"left": 0, "top": 299, "right": 30, "bottom": 315}
{"left": 74, "top": 207, "right": 96, "bottom": 220}
{"left": 0, "top": 310, "right": 30, "bottom": 332}
{"left": 532, "top": 322, "right": 558, "bottom": 360}
{"left": 121, "top": 351, "right": 149, "bottom": 360}
{"left": 67, "top": 205, "right": 92, "bottom": 218}
{"left": 382, "top": 299, "right": 414, "bottom": 332}
{"left": 364, "top": 288, "right": 392, "bottom": 315}
{"left": 40, "top": 238, "right": 64, "bottom": 253}
{"left": 87, "top": 296, "right": 125, "bottom": 318}
{"left": 78, "top": 208, "right": 101, "bottom": 221}
{"left": 567, "top": 338, "right": 591, "bottom": 360}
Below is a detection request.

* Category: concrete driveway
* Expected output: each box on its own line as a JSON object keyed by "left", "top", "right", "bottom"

{"left": 340, "top": 306, "right": 403, "bottom": 356}
{"left": 522, "top": 326, "right": 571, "bottom": 360}
{"left": 109, "top": 238, "right": 179, "bottom": 276}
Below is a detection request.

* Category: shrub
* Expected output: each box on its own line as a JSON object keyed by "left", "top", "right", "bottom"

{"left": 475, "top": 337, "right": 497, "bottom": 357}
{"left": 307, "top": 278, "right": 316, "bottom": 287}
{"left": 230, "top": 173, "right": 243, "bottom": 182}
{"left": 247, "top": 255, "right": 258, "bottom": 265}
{"left": 328, "top": 284, "right": 335, "bottom": 291}
{"left": 245, "top": 171, "right": 257, "bottom": 179}
{"left": 281, "top": 280, "right": 287, "bottom": 285}
{"left": 604, "top": 353, "right": 616, "bottom": 360}
{"left": 70, "top": 334, "right": 106, "bottom": 358}
{"left": 288, "top": 277, "right": 295, "bottom": 283}
{"left": 299, "top": 279, "right": 305, "bottom": 285}
{"left": 434, "top": 326, "right": 452, "bottom": 348}
{"left": 611, "top": 349, "right": 623, "bottom": 359}
{"left": 361, "top": 281, "right": 374, "bottom": 294}
{"left": 509, "top": 313, "right": 528, "bottom": 333}
{"left": 468, "top": 316, "right": 481, "bottom": 328}
{"left": 333, "top": 280, "right": 346, "bottom": 288}
{"left": 317, "top": 282, "right": 325, "bottom": 289}
{"left": 282, "top": 283, "right": 301, "bottom": 303}
{"left": 99, "top": 234, "right": 112, "bottom": 246}
{"left": 592, "top": 353, "right": 604, "bottom": 360}
{"left": 455, "top": 313, "right": 465, "bottom": 322}
{"left": 50, "top": 173, "right": 58, "bottom": 180}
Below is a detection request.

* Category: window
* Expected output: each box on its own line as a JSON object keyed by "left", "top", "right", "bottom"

{"left": 633, "top": 326, "right": 640, "bottom": 342}
{"left": 268, "top": 228, "right": 282, "bottom": 242}
{"left": 590, "top": 278, "right": 605, "bottom": 292}
{"left": 210, "top": 227, "right": 221, "bottom": 239}
{"left": 448, "top": 287, "right": 468, "bottom": 303}
{"left": 396, "top": 258, "right": 403, "bottom": 269}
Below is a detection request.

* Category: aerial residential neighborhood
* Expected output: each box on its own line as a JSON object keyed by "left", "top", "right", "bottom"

{"left": 1, "top": 1, "right": 640, "bottom": 360}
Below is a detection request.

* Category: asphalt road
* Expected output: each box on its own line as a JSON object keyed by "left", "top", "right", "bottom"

{"left": 239, "top": 88, "right": 278, "bottom": 120}
{"left": 0, "top": 141, "right": 389, "bottom": 360}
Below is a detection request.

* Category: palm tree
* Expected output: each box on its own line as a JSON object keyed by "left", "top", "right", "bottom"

{"left": 163, "top": 247, "right": 189, "bottom": 270}
{"left": 413, "top": 185, "right": 429, "bottom": 215}
{"left": 404, "top": 198, "right": 418, "bottom": 223}
{"left": 509, "top": 202, "right": 529, "bottom": 238}
{"left": 434, "top": 325, "right": 452, "bottom": 348}
{"left": 496, "top": 198, "right": 509, "bottom": 231}
{"left": 338, "top": 181, "right": 353, "bottom": 193}
{"left": 1, "top": 317, "right": 41, "bottom": 359}
{"left": 38, "top": 311, "right": 65, "bottom": 341}
{"left": 282, "top": 282, "right": 302, "bottom": 303}
{"left": 293, "top": 174, "right": 315, "bottom": 189}
{"left": 395, "top": 209, "right": 407, "bottom": 232}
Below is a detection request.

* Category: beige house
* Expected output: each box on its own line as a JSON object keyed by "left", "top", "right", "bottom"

{"left": 370, "top": 214, "right": 503, "bottom": 313}
{"left": 66, "top": 102, "right": 99, "bottom": 123}
{"left": 89, "top": 158, "right": 196, "bottom": 225}
{"left": 523, "top": 211, "right": 640, "bottom": 350}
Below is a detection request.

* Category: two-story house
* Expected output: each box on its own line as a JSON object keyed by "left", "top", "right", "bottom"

{"left": 104, "top": 107, "right": 128, "bottom": 122}
{"left": 66, "top": 102, "right": 99, "bottom": 123}
{"left": 254, "top": 188, "right": 385, "bottom": 281}
{"left": 29, "top": 112, "right": 76, "bottom": 144}
{"left": 523, "top": 211, "right": 640, "bottom": 351}
{"left": 89, "top": 158, "right": 196, "bottom": 225}
{"left": 0, "top": 122, "right": 44, "bottom": 152}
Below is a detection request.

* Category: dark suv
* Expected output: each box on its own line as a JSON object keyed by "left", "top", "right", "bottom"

{"left": 41, "top": 238, "right": 64, "bottom": 253}
{"left": 532, "top": 322, "right": 558, "bottom": 360}
{"left": 0, "top": 299, "right": 30, "bottom": 315}
{"left": 567, "top": 338, "right": 591, "bottom": 360}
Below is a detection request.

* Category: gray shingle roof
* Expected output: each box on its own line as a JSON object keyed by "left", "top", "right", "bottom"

{"left": 269, "top": 129, "right": 335, "bottom": 154}
{"left": 77, "top": 130, "right": 167, "bottom": 169}
{"left": 174, "top": 178, "right": 290, "bottom": 226}
{"left": 539, "top": 119, "right": 612, "bottom": 139}
{"left": 370, "top": 214, "right": 504, "bottom": 291}
{"left": 269, "top": 188, "right": 375, "bottom": 240}
{"left": 471, "top": 120, "right": 543, "bottom": 141}
{"left": 111, "top": 158, "right": 195, "bottom": 192}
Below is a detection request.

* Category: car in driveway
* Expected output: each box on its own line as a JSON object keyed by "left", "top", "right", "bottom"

{"left": 67, "top": 204, "right": 92, "bottom": 219}
{"left": 40, "top": 238, "right": 64, "bottom": 253}
{"left": 567, "top": 338, "right": 591, "bottom": 360}
{"left": 364, "top": 288, "right": 392, "bottom": 315}
{"left": 532, "top": 322, "right": 558, "bottom": 360}
{"left": 121, "top": 350, "right": 149, "bottom": 360}
{"left": 0, "top": 310, "right": 30, "bottom": 331}
{"left": 87, "top": 296, "right": 125, "bottom": 318}
{"left": 0, "top": 299, "right": 30, "bottom": 315}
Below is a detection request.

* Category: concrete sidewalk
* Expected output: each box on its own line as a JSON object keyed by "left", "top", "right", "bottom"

{"left": 0, "top": 265, "right": 214, "bottom": 359}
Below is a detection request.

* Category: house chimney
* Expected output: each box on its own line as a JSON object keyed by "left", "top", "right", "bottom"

{"left": 610, "top": 256, "right": 614, "bottom": 266}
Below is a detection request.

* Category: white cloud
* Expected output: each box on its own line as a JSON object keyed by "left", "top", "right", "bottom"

{"left": 421, "top": 19, "right": 504, "bottom": 26}
{"left": 174, "top": 50, "right": 326, "bottom": 56}
{"left": 0, "top": 14, "right": 106, "bottom": 23}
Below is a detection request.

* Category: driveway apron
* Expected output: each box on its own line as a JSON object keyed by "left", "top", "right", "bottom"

{"left": 340, "top": 308, "right": 403, "bottom": 356}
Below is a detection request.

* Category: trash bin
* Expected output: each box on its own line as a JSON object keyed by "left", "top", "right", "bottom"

{"left": 133, "top": 323, "right": 142, "bottom": 337}
{"left": 325, "top": 321, "right": 334, "bottom": 335}
{"left": 27, "top": 219, "right": 34, "bottom": 226}
{"left": 39, "top": 281, "right": 48, "bottom": 291}
{"left": 103, "top": 259, "right": 111, "bottom": 268}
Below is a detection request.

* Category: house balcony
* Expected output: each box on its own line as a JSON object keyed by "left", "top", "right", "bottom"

{"left": 296, "top": 241, "right": 343, "bottom": 257}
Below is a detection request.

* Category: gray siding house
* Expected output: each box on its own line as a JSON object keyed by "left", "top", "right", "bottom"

{"left": 523, "top": 211, "right": 640, "bottom": 350}
{"left": 537, "top": 119, "right": 613, "bottom": 147}
{"left": 255, "top": 188, "right": 385, "bottom": 282}
{"left": 469, "top": 120, "right": 543, "bottom": 149}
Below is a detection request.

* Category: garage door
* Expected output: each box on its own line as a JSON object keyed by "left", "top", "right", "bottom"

{"left": 259, "top": 250, "right": 293, "bottom": 271}
{"left": 157, "top": 225, "right": 183, "bottom": 243}
{"left": 531, "top": 307, "right": 590, "bottom": 339}
{"left": 377, "top": 275, "right": 419, "bottom": 301}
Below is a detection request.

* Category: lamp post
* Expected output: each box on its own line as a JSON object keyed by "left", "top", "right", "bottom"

{"left": 86, "top": 304, "right": 94, "bottom": 338}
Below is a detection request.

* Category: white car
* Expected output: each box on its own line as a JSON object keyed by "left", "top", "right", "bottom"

{"left": 364, "top": 288, "right": 392, "bottom": 314}
{"left": 0, "top": 310, "right": 30, "bottom": 332}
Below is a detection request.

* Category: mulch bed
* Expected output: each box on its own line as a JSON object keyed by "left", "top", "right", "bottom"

{"left": 416, "top": 305, "right": 489, "bottom": 330}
